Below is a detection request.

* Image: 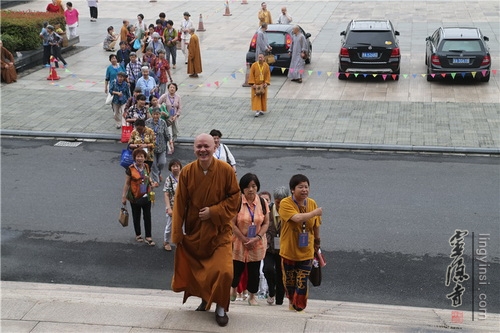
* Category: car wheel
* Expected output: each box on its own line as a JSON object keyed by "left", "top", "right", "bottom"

{"left": 393, "top": 69, "right": 400, "bottom": 81}
{"left": 305, "top": 47, "right": 312, "bottom": 64}
{"left": 426, "top": 67, "right": 433, "bottom": 81}
{"left": 480, "top": 72, "right": 490, "bottom": 82}
{"left": 338, "top": 67, "right": 346, "bottom": 80}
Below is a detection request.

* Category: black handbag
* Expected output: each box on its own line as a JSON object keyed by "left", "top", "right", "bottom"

{"left": 309, "top": 253, "right": 322, "bottom": 287}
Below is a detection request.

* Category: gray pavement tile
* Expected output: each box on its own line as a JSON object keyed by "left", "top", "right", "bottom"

{"left": 1, "top": 320, "right": 39, "bottom": 333}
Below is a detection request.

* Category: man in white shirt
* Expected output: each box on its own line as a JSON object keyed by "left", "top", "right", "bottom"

{"left": 210, "top": 129, "right": 237, "bottom": 173}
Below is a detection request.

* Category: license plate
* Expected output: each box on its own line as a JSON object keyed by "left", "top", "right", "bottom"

{"left": 452, "top": 58, "right": 469, "bottom": 64}
{"left": 362, "top": 52, "right": 378, "bottom": 58}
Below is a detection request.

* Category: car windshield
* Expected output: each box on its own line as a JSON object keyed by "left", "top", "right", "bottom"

{"left": 440, "top": 40, "right": 483, "bottom": 52}
{"left": 267, "top": 32, "right": 286, "bottom": 46}
{"left": 347, "top": 31, "right": 395, "bottom": 46}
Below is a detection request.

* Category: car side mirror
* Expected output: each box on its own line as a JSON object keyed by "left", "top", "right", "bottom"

{"left": 340, "top": 31, "right": 346, "bottom": 36}
{"left": 305, "top": 33, "right": 311, "bottom": 39}
{"left": 394, "top": 30, "right": 400, "bottom": 36}
{"left": 483, "top": 36, "right": 489, "bottom": 41}
{"left": 425, "top": 36, "right": 431, "bottom": 41}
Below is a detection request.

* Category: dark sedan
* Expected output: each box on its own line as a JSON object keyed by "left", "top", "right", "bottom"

{"left": 246, "top": 24, "right": 312, "bottom": 73}
{"left": 425, "top": 27, "right": 491, "bottom": 82}
{"left": 338, "top": 20, "right": 401, "bottom": 80}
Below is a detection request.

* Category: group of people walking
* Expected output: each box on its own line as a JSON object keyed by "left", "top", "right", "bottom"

{"left": 250, "top": 3, "right": 308, "bottom": 117}
{"left": 121, "top": 131, "right": 323, "bottom": 326}
{"left": 102, "top": 11, "right": 202, "bottom": 78}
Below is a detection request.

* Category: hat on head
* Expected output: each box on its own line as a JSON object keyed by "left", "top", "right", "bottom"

{"left": 152, "top": 32, "right": 160, "bottom": 38}
{"left": 183, "top": 12, "right": 190, "bottom": 17}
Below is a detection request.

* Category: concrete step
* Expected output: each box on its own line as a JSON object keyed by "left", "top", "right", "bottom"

{"left": 2, "top": 281, "right": 498, "bottom": 333}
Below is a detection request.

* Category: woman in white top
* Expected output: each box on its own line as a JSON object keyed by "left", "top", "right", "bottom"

{"left": 210, "top": 129, "right": 237, "bottom": 173}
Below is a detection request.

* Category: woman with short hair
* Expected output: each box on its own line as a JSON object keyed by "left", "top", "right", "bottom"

{"left": 121, "top": 148, "right": 159, "bottom": 246}
{"left": 230, "top": 173, "right": 269, "bottom": 306}
{"left": 279, "top": 174, "right": 323, "bottom": 312}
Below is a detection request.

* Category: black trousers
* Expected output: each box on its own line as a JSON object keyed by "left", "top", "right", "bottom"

{"left": 130, "top": 197, "right": 152, "bottom": 238}
{"left": 51, "top": 45, "right": 67, "bottom": 66}
{"left": 232, "top": 260, "right": 261, "bottom": 294}
{"left": 89, "top": 6, "right": 98, "bottom": 19}
{"left": 263, "top": 251, "right": 285, "bottom": 304}
{"left": 43, "top": 45, "right": 51, "bottom": 65}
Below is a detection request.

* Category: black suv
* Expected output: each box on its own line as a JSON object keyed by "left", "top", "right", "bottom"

{"left": 338, "top": 20, "right": 401, "bottom": 80}
{"left": 425, "top": 27, "right": 491, "bottom": 82}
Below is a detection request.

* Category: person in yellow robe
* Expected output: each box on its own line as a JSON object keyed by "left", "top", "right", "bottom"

{"left": 279, "top": 174, "right": 322, "bottom": 312}
{"left": 171, "top": 133, "right": 240, "bottom": 327}
{"left": 258, "top": 2, "right": 273, "bottom": 26}
{"left": 248, "top": 53, "right": 271, "bottom": 117}
{"left": 187, "top": 28, "right": 202, "bottom": 78}
{"left": 0, "top": 41, "right": 17, "bottom": 84}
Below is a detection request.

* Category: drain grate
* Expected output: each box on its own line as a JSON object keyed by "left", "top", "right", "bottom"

{"left": 54, "top": 141, "right": 82, "bottom": 147}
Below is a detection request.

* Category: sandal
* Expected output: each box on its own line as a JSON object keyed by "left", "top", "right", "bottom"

{"left": 163, "top": 242, "right": 172, "bottom": 251}
{"left": 145, "top": 238, "right": 156, "bottom": 246}
{"left": 135, "top": 236, "right": 144, "bottom": 242}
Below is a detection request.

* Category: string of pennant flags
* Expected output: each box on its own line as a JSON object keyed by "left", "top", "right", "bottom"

{"left": 47, "top": 65, "right": 497, "bottom": 90}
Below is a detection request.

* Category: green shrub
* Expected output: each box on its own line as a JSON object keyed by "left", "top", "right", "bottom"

{"left": 0, "top": 10, "right": 66, "bottom": 52}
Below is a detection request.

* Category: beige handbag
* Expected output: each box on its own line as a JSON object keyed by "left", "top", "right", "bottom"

{"left": 254, "top": 84, "right": 265, "bottom": 96}
{"left": 265, "top": 53, "right": 275, "bottom": 64}
{"left": 118, "top": 205, "right": 129, "bottom": 227}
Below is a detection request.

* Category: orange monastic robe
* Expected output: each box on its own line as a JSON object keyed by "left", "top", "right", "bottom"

{"left": 171, "top": 158, "right": 240, "bottom": 312}
{"left": 248, "top": 60, "right": 271, "bottom": 112}
{"left": 187, "top": 33, "right": 202, "bottom": 75}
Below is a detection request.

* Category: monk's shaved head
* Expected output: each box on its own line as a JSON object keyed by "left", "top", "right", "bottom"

{"left": 194, "top": 133, "right": 215, "bottom": 166}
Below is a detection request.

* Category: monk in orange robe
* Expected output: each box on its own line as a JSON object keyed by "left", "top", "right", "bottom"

{"left": 248, "top": 53, "right": 271, "bottom": 117}
{"left": 171, "top": 133, "right": 240, "bottom": 327}
{"left": 0, "top": 41, "right": 17, "bottom": 84}
{"left": 186, "top": 28, "right": 202, "bottom": 77}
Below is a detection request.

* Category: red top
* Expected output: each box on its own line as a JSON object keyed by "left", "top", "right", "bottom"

{"left": 46, "top": 3, "right": 61, "bottom": 13}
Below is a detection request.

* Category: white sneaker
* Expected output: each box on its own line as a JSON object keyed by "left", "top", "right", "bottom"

{"left": 254, "top": 111, "right": 260, "bottom": 117}
{"left": 258, "top": 111, "right": 264, "bottom": 116}
{"left": 267, "top": 296, "right": 275, "bottom": 305}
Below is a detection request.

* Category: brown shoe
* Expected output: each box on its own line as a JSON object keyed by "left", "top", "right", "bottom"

{"left": 215, "top": 312, "right": 229, "bottom": 327}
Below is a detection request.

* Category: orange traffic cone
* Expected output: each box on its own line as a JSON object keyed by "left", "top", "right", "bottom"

{"left": 241, "top": 0, "right": 248, "bottom": 4}
{"left": 197, "top": 14, "right": 206, "bottom": 32}
{"left": 242, "top": 62, "right": 251, "bottom": 87}
{"left": 223, "top": 0, "right": 232, "bottom": 16}
{"left": 47, "top": 56, "right": 60, "bottom": 80}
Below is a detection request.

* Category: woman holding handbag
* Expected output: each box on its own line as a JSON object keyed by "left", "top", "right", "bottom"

{"left": 121, "top": 148, "right": 159, "bottom": 246}
{"left": 230, "top": 173, "right": 269, "bottom": 305}
{"left": 279, "top": 174, "right": 322, "bottom": 312}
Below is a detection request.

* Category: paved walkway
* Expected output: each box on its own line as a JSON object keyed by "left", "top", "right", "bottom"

{"left": 2, "top": 281, "right": 499, "bottom": 332}
{"left": 1, "top": 0, "right": 499, "bottom": 153}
